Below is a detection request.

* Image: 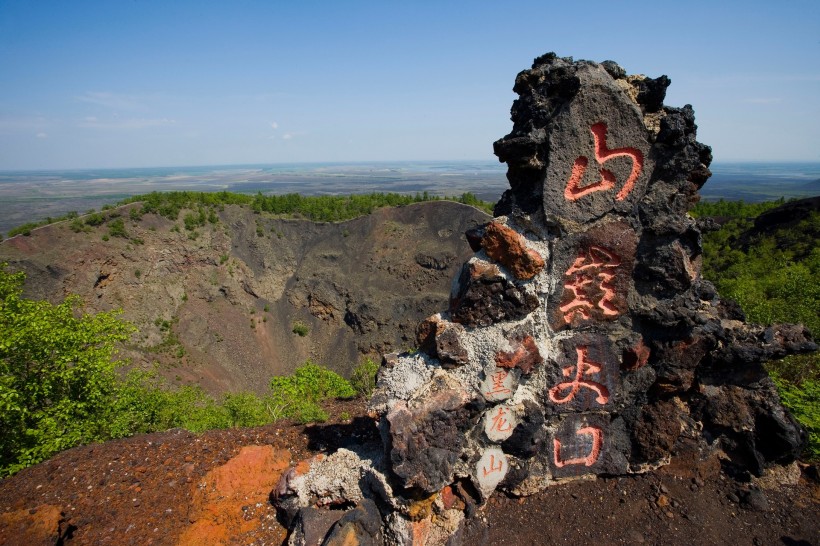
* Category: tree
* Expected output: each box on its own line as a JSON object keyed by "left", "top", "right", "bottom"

{"left": 0, "top": 264, "right": 134, "bottom": 475}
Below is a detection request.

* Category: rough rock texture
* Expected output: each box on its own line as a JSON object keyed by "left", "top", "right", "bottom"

{"left": 273, "top": 53, "right": 817, "bottom": 545}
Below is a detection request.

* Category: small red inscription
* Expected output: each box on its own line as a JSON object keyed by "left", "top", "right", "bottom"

{"left": 485, "top": 369, "right": 512, "bottom": 398}
{"left": 549, "top": 347, "right": 610, "bottom": 405}
{"left": 564, "top": 122, "right": 644, "bottom": 202}
{"left": 553, "top": 426, "right": 603, "bottom": 468}
{"left": 489, "top": 406, "right": 513, "bottom": 433}
{"left": 482, "top": 454, "right": 505, "bottom": 476}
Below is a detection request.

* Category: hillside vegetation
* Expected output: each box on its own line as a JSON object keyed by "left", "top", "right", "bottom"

{"left": 0, "top": 262, "right": 378, "bottom": 477}
{"left": 693, "top": 198, "right": 820, "bottom": 459}
{"left": 2, "top": 190, "right": 493, "bottom": 239}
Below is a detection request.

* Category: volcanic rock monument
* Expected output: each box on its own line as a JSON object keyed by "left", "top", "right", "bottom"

{"left": 273, "top": 53, "right": 817, "bottom": 545}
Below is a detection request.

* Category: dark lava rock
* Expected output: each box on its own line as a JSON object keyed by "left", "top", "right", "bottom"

{"left": 449, "top": 261, "right": 539, "bottom": 327}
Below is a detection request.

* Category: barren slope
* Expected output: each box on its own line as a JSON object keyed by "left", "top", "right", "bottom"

{"left": 0, "top": 200, "right": 490, "bottom": 393}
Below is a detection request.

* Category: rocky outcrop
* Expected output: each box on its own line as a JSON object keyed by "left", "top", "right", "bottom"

{"left": 273, "top": 53, "right": 816, "bottom": 545}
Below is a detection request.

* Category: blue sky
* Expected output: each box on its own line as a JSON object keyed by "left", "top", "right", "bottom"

{"left": 0, "top": 0, "right": 818, "bottom": 169}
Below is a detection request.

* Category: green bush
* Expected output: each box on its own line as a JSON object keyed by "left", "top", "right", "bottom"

{"left": 292, "top": 320, "right": 309, "bottom": 337}
{"left": 351, "top": 358, "right": 380, "bottom": 397}
{"left": 85, "top": 212, "right": 105, "bottom": 227}
{"left": 107, "top": 218, "right": 127, "bottom": 238}
{"left": 0, "top": 264, "right": 134, "bottom": 476}
{"left": 269, "top": 361, "right": 355, "bottom": 423}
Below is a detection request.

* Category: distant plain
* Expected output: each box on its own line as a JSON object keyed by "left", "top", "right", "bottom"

{"left": 1, "top": 161, "right": 818, "bottom": 236}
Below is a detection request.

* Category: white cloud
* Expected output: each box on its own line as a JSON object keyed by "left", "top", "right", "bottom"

{"left": 78, "top": 117, "right": 176, "bottom": 129}
{"left": 36, "top": 132, "right": 48, "bottom": 139}
{"left": 77, "top": 92, "right": 145, "bottom": 110}
{"left": 743, "top": 98, "right": 782, "bottom": 104}
{"left": 282, "top": 133, "right": 293, "bottom": 140}
{"left": 270, "top": 121, "right": 278, "bottom": 129}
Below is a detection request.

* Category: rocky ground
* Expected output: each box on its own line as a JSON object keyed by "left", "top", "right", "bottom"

{"left": 0, "top": 398, "right": 817, "bottom": 546}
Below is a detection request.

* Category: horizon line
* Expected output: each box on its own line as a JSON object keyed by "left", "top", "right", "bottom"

{"left": 2, "top": 158, "right": 820, "bottom": 174}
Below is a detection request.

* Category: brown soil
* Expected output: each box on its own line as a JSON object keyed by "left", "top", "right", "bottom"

{"left": 1, "top": 399, "right": 818, "bottom": 546}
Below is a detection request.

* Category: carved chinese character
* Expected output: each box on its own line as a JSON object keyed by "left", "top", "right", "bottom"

{"left": 484, "top": 405, "right": 518, "bottom": 442}
{"left": 564, "top": 122, "right": 644, "bottom": 202}
{"left": 476, "top": 447, "right": 508, "bottom": 493}
{"left": 559, "top": 245, "right": 620, "bottom": 324}
{"left": 482, "top": 368, "right": 515, "bottom": 402}
{"left": 549, "top": 346, "right": 610, "bottom": 405}
{"left": 553, "top": 426, "right": 603, "bottom": 468}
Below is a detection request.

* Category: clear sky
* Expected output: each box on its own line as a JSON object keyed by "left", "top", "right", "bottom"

{"left": 0, "top": 0, "right": 818, "bottom": 169}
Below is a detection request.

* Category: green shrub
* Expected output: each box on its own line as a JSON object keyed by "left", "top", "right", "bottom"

{"left": 0, "top": 264, "right": 134, "bottom": 476}
{"left": 770, "top": 369, "right": 820, "bottom": 461}
{"left": 69, "top": 218, "right": 89, "bottom": 233}
{"left": 222, "top": 392, "right": 274, "bottom": 427}
{"left": 351, "top": 358, "right": 380, "bottom": 397}
{"left": 269, "top": 361, "right": 355, "bottom": 423}
{"left": 292, "top": 320, "right": 309, "bottom": 337}
{"left": 85, "top": 212, "right": 105, "bottom": 226}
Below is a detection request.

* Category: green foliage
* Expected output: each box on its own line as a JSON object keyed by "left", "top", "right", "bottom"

{"left": 269, "top": 361, "right": 355, "bottom": 423}
{"left": 0, "top": 264, "right": 355, "bottom": 475}
{"left": 7, "top": 190, "right": 495, "bottom": 240}
{"left": 69, "top": 218, "right": 90, "bottom": 233}
{"left": 108, "top": 218, "right": 128, "bottom": 238}
{"left": 0, "top": 264, "right": 134, "bottom": 476}
{"left": 117, "top": 189, "right": 493, "bottom": 224}
{"left": 698, "top": 200, "right": 820, "bottom": 460}
{"left": 691, "top": 198, "right": 785, "bottom": 220}
{"left": 84, "top": 212, "right": 105, "bottom": 227}
{"left": 770, "top": 371, "right": 820, "bottom": 460}
{"left": 6, "top": 223, "right": 37, "bottom": 237}
{"left": 292, "top": 320, "right": 309, "bottom": 337}
{"left": 351, "top": 358, "right": 380, "bottom": 398}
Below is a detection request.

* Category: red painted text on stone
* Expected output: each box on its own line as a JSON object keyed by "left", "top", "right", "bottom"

{"left": 548, "top": 347, "right": 610, "bottom": 405}
{"left": 560, "top": 246, "right": 620, "bottom": 323}
{"left": 564, "top": 122, "right": 643, "bottom": 202}
{"left": 553, "top": 426, "right": 603, "bottom": 468}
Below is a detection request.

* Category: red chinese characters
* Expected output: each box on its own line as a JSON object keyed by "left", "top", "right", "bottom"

{"left": 564, "top": 122, "right": 644, "bottom": 202}
{"left": 553, "top": 426, "right": 603, "bottom": 468}
{"left": 482, "top": 453, "right": 505, "bottom": 476}
{"left": 559, "top": 245, "right": 621, "bottom": 324}
{"left": 483, "top": 368, "right": 514, "bottom": 401}
{"left": 489, "top": 406, "right": 513, "bottom": 433}
{"left": 548, "top": 347, "right": 610, "bottom": 405}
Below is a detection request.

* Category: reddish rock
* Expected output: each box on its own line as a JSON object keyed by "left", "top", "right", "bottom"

{"left": 178, "top": 445, "right": 291, "bottom": 546}
{"left": 622, "top": 339, "right": 650, "bottom": 370}
{"left": 480, "top": 221, "right": 544, "bottom": 280}
{"left": 435, "top": 321, "right": 469, "bottom": 367}
{"left": 416, "top": 314, "right": 442, "bottom": 355}
{"left": 439, "top": 485, "right": 465, "bottom": 511}
{"left": 495, "top": 334, "right": 542, "bottom": 374}
{"left": 0, "top": 504, "right": 68, "bottom": 546}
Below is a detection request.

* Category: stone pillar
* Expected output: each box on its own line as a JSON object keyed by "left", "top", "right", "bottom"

{"left": 277, "top": 53, "right": 817, "bottom": 546}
